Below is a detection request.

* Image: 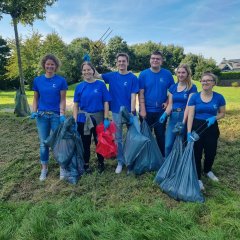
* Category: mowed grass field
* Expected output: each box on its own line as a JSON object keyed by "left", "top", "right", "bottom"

{"left": 0, "top": 80, "right": 239, "bottom": 239}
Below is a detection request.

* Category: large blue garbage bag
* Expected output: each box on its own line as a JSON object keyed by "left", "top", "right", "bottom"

{"left": 154, "top": 135, "right": 183, "bottom": 184}
{"left": 119, "top": 107, "right": 150, "bottom": 166}
{"left": 133, "top": 120, "right": 164, "bottom": 175}
{"left": 160, "top": 141, "right": 204, "bottom": 203}
{"left": 123, "top": 123, "right": 150, "bottom": 167}
{"left": 45, "top": 117, "right": 84, "bottom": 184}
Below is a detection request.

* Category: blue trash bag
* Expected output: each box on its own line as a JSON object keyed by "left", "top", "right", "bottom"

{"left": 119, "top": 106, "right": 150, "bottom": 166}
{"left": 45, "top": 116, "right": 84, "bottom": 184}
{"left": 123, "top": 124, "right": 150, "bottom": 167}
{"left": 133, "top": 119, "right": 164, "bottom": 175}
{"left": 154, "top": 135, "right": 183, "bottom": 184}
{"left": 160, "top": 141, "right": 204, "bottom": 203}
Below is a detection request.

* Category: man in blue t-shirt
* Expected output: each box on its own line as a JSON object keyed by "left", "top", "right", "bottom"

{"left": 95, "top": 53, "right": 139, "bottom": 174}
{"left": 139, "top": 51, "right": 174, "bottom": 156}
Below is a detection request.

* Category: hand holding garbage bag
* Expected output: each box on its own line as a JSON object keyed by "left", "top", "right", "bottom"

{"left": 206, "top": 116, "right": 216, "bottom": 127}
{"left": 103, "top": 118, "right": 110, "bottom": 131}
{"left": 30, "top": 112, "right": 38, "bottom": 119}
{"left": 159, "top": 112, "right": 167, "bottom": 123}
{"left": 187, "top": 132, "right": 194, "bottom": 142}
{"left": 60, "top": 115, "right": 66, "bottom": 123}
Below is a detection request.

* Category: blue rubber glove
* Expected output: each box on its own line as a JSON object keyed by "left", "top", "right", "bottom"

{"left": 129, "top": 115, "right": 134, "bottom": 125}
{"left": 187, "top": 132, "right": 194, "bottom": 142}
{"left": 30, "top": 112, "right": 38, "bottom": 119}
{"left": 103, "top": 118, "right": 110, "bottom": 131}
{"left": 159, "top": 112, "right": 167, "bottom": 123}
{"left": 60, "top": 115, "right": 66, "bottom": 123}
{"left": 206, "top": 116, "right": 216, "bottom": 127}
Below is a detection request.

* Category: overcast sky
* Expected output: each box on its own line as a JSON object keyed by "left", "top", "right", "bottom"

{"left": 0, "top": 0, "right": 239, "bottom": 64}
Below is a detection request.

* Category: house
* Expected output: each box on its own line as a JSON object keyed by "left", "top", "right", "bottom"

{"left": 219, "top": 58, "right": 240, "bottom": 72}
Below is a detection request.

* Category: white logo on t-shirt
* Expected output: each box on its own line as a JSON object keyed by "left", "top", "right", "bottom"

{"left": 213, "top": 104, "right": 217, "bottom": 109}
{"left": 184, "top": 93, "right": 188, "bottom": 99}
{"left": 159, "top": 78, "right": 163, "bottom": 82}
{"left": 124, "top": 82, "right": 127, "bottom": 86}
{"left": 94, "top": 89, "right": 98, "bottom": 93}
{"left": 52, "top": 84, "right": 56, "bottom": 88}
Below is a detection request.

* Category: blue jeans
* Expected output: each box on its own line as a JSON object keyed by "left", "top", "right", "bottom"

{"left": 36, "top": 112, "right": 60, "bottom": 164}
{"left": 145, "top": 111, "right": 166, "bottom": 157}
{"left": 112, "top": 113, "right": 125, "bottom": 165}
{"left": 165, "top": 111, "right": 185, "bottom": 158}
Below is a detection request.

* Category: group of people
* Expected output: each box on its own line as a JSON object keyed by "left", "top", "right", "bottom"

{"left": 31, "top": 51, "right": 226, "bottom": 191}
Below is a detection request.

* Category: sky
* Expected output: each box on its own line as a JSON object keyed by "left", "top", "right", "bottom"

{"left": 0, "top": 0, "right": 239, "bottom": 64}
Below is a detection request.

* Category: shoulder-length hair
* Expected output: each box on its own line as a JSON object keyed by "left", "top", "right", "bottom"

{"left": 176, "top": 63, "right": 193, "bottom": 90}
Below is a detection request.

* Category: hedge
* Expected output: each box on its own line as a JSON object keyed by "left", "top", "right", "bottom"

{"left": 219, "top": 72, "right": 240, "bottom": 80}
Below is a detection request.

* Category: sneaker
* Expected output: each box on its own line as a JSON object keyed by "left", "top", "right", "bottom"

{"left": 198, "top": 180, "right": 205, "bottom": 191}
{"left": 206, "top": 171, "right": 219, "bottom": 182}
{"left": 60, "top": 167, "right": 69, "bottom": 180}
{"left": 115, "top": 164, "right": 123, "bottom": 174}
{"left": 39, "top": 169, "right": 48, "bottom": 181}
{"left": 84, "top": 165, "right": 93, "bottom": 174}
{"left": 98, "top": 163, "right": 105, "bottom": 174}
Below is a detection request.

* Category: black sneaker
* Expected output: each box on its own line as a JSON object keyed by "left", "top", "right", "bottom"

{"left": 98, "top": 163, "right": 105, "bottom": 174}
{"left": 84, "top": 165, "right": 93, "bottom": 174}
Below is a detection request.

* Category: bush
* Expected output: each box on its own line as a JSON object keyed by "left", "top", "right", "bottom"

{"left": 219, "top": 72, "right": 240, "bottom": 80}
{"left": 231, "top": 82, "right": 239, "bottom": 87}
{"left": 0, "top": 78, "right": 19, "bottom": 90}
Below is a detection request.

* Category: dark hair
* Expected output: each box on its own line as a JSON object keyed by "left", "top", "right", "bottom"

{"left": 151, "top": 50, "right": 163, "bottom": 58}
{"left": 116, "top": 52, "right": 129, "bottom": 62}
{"left": 201, "top": 71, "right": 217, "bottom": 83}
{"left": 81, "top": 61, "right": 95, "bottom": 74}
{"left": 41, "top": 54, "right": 60, "bottom": 71}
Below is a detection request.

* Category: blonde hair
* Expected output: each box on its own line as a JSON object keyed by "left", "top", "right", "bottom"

{"left": 176, "top": 63, "right": 193, "bottom": 90}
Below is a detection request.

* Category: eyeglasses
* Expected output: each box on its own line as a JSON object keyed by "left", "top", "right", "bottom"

{"left": 200, "top": 80, "right": 214, "bottom": 83}
{"left": 151, "top": 57, "right": 162, "bottom": 61}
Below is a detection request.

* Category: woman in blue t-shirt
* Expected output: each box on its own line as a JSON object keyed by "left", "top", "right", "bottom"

{"left": 187, "top": 72, "right": 226, "bottom": 191}
{"left": 73, "top": 62, "right": 111, "bottom": 174}
{"left": 159, "top": 64, "right": 197, "bottom": 157}
{"left": 31, "top": 54, "right": 68, "bottom": 181}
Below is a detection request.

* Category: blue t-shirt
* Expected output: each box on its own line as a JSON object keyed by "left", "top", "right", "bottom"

{"left": 169, "top": 83, "right": 197, "bottom": 110}
{"left": 139, "top": 68, "right": 174, "bottom": 112}
{"left": 73, "top": 80, "right": 111, "bottom": 113}
{"left": 102, "top": 72, "right": 139, "bottom": 113}
{"left": 33, "top": 74, "right": 68, "bottom": 114}
{"left": 188, "top": 92, "right": 226, "bottom": 120}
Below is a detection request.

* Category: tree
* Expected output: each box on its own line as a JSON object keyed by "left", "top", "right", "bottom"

{"left": 102, "top": 36, "right": 131, "bottom": 69}
{"left": 131, "top": 41, "right": 161, "bottom": 71}
{"left": 194, "top": 56, "right": 221, "bottom": 81}
{"left": 0, "top": 0, "right": 57, "bottom": 116}
{"left": 6, "top": 31, "right": 43, "bottom": 89}
{"left": 64, "top": 38, "right": 90, "bottom": 83}
{"left": 0, "top": 35, "right": 12, "bottom": 90}
{"left": 181, "top": 53, "right": 200, "bottom": 76}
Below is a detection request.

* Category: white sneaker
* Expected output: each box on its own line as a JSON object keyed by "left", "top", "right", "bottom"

{"left": 60, "top": 167, "right": 68, "bottom": 180}
{"left": 115, "top": 164, "right": 123, "bottom": 174}
{"left": 198, "top": 180, "right": 205, "bottom": 191}
{"left": 206, "top": 171, "right": 219, "bottom": 182}
{"left": 39, "top": 169, "right": 48, "bottom": 181}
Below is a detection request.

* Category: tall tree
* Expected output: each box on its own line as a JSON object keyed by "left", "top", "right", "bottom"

{"left": 102, "top": 36, "right": 131, "bottom": 69}
{"left": 0, "top": 35, "right": 11, "bottom": 90}
{"left": 0, "top": 0, "right": 57, "bottom": 116}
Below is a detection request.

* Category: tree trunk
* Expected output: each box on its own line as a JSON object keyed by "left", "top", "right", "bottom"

{"left": 12, "top": 17, "right": 30, "bottom": 117}
{"left": 13, "top": 17, "right": 25, "bottom": 94}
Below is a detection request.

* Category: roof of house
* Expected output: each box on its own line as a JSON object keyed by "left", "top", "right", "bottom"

{"left": 219, "top": 59, "right": 240, "bottom": 71}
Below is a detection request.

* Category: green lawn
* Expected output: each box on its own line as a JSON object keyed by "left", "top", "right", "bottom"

{"left": 0, "top": 83, "right": 240, "bottom": 239}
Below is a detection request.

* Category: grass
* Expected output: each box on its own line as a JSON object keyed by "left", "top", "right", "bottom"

{"left": 0, "top": 83, "right": 240, "bottom": 239}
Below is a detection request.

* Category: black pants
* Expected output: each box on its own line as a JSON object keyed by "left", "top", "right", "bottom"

{"left": 77, "top": 119, "right": 104, "bottom": 167}
{"left": 142, "top": 111, "right": 166, "bottom": 157}
{"left": 192, "top": 118, "right": 220, "bottom": 179}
